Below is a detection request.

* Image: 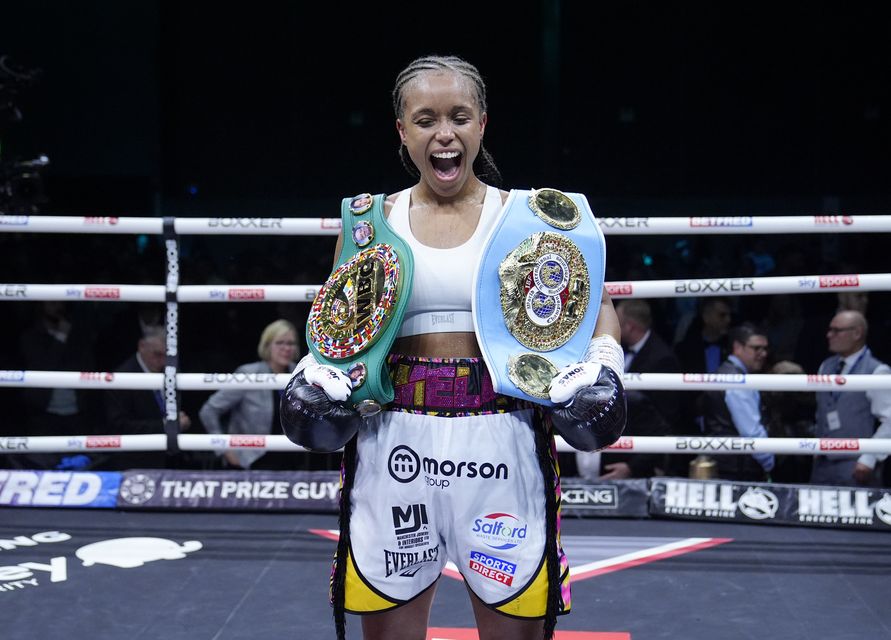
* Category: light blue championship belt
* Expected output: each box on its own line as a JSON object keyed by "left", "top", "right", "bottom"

{"left": 473, "top": 189, "right": 605, "bottom": 406}
{"left": 306, "top": 193, "right": 414, "bottom": 416}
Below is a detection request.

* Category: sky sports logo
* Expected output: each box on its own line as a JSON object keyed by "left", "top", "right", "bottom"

{"left": 820, "top": 439, "right": 859, "bottom": 451}
{"left": 819, "top": 275, "right": 860, "bottom": 288}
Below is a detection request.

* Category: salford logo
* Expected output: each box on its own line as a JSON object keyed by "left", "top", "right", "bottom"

{"left": 606, "top": 283, "right": 633, "bottom": 296}
{"left": 392, "top": 504, "right": 428, "bottom": 536}
{"left": 471, "top": 513, "right": 528, "bottom": 550}
{"left": 820, "top": 439, "right": 859, "bottom": 451}
{"left": 389, "top": 445, "right": 421, "bottom": 483}
{"left": 819, "top": 275, "right": 859, "bottom": 288}
{"left": 230, "top": 435, "right": 266, "bottom": 448}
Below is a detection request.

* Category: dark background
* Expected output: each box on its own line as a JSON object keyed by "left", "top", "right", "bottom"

{"left": 1, "top": 2, "right": 890, "bottom": 441}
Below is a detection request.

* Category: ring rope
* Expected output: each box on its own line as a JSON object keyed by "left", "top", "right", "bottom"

{"left": 3, "top": 273, "right": 891, "bottom": 303}
{"left": 2, "top": 370, "right": 889, "bottom": 391}
{"left": 2, "top": 214, "right": 890, "bottom": 235}
{"left": 1, "top": 434, "right": 889, "bottom": 456}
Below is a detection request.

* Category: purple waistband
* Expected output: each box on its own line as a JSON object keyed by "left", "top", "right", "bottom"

{"left": 386, "top": 354, "right": 523, "bottom": 416}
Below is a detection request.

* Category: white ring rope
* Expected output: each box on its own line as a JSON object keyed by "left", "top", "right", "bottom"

{"left": 3, "top": 214, "right": 891, "bottom": 235}
{"left": 2, "top": 370, "right": 889, "bottom": 392}
{"left": 2, "top": 434, "right": 889, "bottom": 456}
{"left": 3, "top": 273, "right": 891, "bottom": 303}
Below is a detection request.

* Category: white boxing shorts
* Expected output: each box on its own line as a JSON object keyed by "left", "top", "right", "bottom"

{"left": 333, "top": 355, "right": 571, "bottom": 620}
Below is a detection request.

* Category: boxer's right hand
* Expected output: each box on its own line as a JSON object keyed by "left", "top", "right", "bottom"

{"left": 280, "top": 355, "right": 361, "bottom": 452}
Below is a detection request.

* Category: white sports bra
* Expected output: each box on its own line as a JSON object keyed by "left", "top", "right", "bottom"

{"left": 389, "top": 186, "right": 502, "bottom": 336}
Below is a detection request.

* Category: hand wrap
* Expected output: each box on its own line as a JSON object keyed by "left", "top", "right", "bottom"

{"left": 279, "top": 353, "right": 361, "bottom": 452}
{"left": 548, "top": 335, "right": 627, "bottom": 451}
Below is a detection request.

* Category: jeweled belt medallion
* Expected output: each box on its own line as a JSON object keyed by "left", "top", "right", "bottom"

{"left": 498, "top": 231, "right": 589, "bottom": 351}
{"left": 308, "top": 243, "right": 401, "bottom": 359}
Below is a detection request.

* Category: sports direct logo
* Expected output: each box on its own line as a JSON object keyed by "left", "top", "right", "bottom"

{"left": 819, "top": 275, "right": 859, "bottom": 289}
{"left": 820, "top": 439, "right": 859, "bottom": 451}
{"left": 468, "top": 550, "right": 516, "bottom": 586}
{"left": 471, "top": 513, "right": 528, "bottom": 550}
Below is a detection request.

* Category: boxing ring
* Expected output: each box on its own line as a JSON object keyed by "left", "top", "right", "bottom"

{"left": 2, "top": 212, "right": 891, "bottom": 639}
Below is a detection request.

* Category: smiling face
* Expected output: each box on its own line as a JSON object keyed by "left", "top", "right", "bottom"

{"left": 396, "top": 71, "right": 487, "bottom": 198}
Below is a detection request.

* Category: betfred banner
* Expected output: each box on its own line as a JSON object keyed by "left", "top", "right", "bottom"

{"left": 650, "top": 478, "right": 891, "bottom": 531}
{"left": 560, "top": 478, "right": 649, "bottom": 518}
{"left": 116, "top": 470, "right": 341, "bottom": 512}
{"left": 0, "top": 470, "right": 120, "bottom": 508}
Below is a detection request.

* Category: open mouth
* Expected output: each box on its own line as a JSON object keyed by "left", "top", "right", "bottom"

{"left": 430, "top": 151, "right": 462, "bottom": 180}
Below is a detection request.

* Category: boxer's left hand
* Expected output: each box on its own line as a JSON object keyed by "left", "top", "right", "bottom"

{"left": 548, "top": 361, "right": 626, "bottom": 452}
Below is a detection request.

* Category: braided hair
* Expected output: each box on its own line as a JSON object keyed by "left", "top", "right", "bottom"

{"left": 392, "top": 55, "right": 502, "bottom": 187}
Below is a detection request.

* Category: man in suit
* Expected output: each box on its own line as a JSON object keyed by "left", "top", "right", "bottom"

{"left": 701, "top": 324, "right": 775, "bottom": 481}
{"left": 582, "top": 299, "right": 681, "bottom": 479}
{"left": 105, "top": 326, "right": 191, "bottom": 469}
{"left": 811, "top": 310, "right": 891, "bottom": 486}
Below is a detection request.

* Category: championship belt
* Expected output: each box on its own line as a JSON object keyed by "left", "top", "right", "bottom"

{"left": 472, "top": 188, "right": 605, "bottom": 405}
{"left": 306, "top": 193, "right": 414, "bottom": 416}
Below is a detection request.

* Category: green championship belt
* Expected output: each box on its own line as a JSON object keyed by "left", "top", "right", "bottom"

{"left": 306, "top": 193, "right": 414, "bottom": 416}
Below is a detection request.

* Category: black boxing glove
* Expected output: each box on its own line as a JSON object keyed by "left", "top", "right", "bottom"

{"left": 280, "top": 354, "right": 361, "bottom": 453}
{"left": 547, "top": 336, "right": 627, "bottom": 452}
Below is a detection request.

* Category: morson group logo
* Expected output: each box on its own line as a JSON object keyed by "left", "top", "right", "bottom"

{"left": 819, "top": 275, "right": 860, "bottom": 289}
{"left": 228, "top": 288, "right": 265, "bottom": 300}
{"left": 820, "top": 439, "right": 859, "bottom": 451}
